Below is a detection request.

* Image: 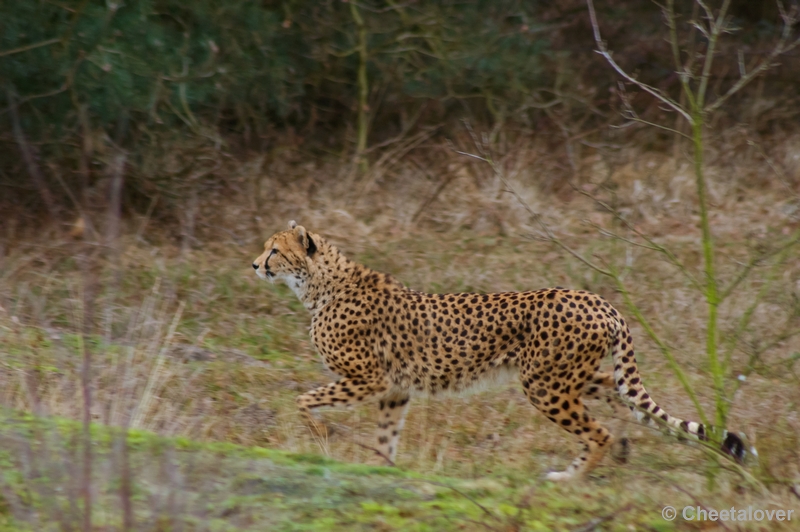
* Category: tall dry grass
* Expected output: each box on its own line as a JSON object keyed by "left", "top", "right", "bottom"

{"left": 0, "top": 126, "right": 799, "bottom": 527}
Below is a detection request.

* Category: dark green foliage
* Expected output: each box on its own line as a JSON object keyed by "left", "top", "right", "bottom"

{"left": 1, "top": 0, "right": 302, "bottom": 132}
{"left": 1, "top": 1, "right": 547, "bottom": 137}
{"left": 0, "top": 1, "right": 555, "bottom": 216}
{"left": 0, "top": 1, "right": 790, "bottom": 219}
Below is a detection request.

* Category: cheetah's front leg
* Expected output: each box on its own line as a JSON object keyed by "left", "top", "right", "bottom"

{"left": 296, "top": 376, "right": 390, "bottom": 439}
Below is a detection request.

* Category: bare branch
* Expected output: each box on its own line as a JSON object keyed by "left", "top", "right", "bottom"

{"left": 577, "top": 188, "right": 705, "bottom": 293}
{"left": 455, "top": 147, "right": 615, "bottom": 277}
{"left": 631, "top": 467, "right": 741, "bottom": 526}
{"left": 352, "top": 441, "right": 395, "bottom": 467}
{"left": 729, "top": 325, "right": 800, "bottom": 401}
{"left": 722, "top": 255, "right": 787, "bottom": 374}
{"left": 737, "top": 49, "right": 746, "bottom": 78}
{"left": 696, "top": 0, "right": 733, "bottom": 108}
{"left": 585, "top": 221, "right": 662, "bottom": 252}
{"left": 719, "top": 229, "right": 800, "bottom": 302}
{"left": 690, "top": 20, "right": 711, "bottom": 42}
{"left": 617, "top": 114, "right": 693, "bottom": 140}
{"left": 665, "top": 0, "right": 694, "bottom": 101}
{"left": 411, "top": 480, "right": 498, "bottom": 521}
{"left": 6, "top": 88, "right": 59, "bottom": 221}
{"left": 706, "top": 5, "right": 800, "bottom": 113}
{"left": 0, "top": 37, "right": 60, "bottom": 57}
{"left": 586, "top": 0, "right": 693, "bottom": 124}
{"left": 747, "top": 139, "right": 800, "bottom": 200}
{"left": 696, "top": 0, "right": 716, "bottom": 25}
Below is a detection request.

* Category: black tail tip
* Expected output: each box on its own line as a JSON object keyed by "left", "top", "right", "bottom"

{"left": 721, "top": 432, "right": 747, "bottom": 463}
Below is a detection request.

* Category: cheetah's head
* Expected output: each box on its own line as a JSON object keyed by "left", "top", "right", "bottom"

{"left": 252, "top": 221, "right": 317, "bottom": 294}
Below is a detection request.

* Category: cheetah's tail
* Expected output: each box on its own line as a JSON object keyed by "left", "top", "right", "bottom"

{"left": 608, "top": 317, "right": 751, "bottom": 463}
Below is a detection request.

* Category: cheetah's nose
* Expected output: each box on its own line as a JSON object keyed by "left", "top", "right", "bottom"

{"left": 252, "top": 263, "right": 259, "bottom": 270}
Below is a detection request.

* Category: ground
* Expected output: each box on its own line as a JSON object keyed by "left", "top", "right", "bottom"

{"left": 1, "top": 148, "right": 799, "bottom": 529}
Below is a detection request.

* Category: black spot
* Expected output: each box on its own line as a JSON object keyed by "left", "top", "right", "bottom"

{"left": 696, "top": 424, "right": 707, "bottom": 441}
{"left": 722, "top": 432, "right": 746, "bottom": 462}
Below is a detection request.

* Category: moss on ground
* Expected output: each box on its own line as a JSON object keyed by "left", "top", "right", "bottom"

{"left": 0, "top": 412, "right": 681, "bottom": 531}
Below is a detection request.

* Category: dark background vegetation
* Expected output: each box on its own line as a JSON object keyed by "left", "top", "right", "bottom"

{"left": 1, "top": 0, "right": 798, "bottom": 231}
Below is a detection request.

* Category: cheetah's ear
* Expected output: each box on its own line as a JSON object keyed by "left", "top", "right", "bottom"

{"left": 288, "top": 220, "right": 297, "bottom": 230}
{"left": 291, "top": 223, "right": 316, "bottom": 258}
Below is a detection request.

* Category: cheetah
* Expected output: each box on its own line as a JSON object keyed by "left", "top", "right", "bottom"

{"left": 252, "top": 221, "right": 748, "bottom": 480}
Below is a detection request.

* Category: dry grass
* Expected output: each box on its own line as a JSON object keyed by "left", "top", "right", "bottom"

{"left": 1, "top": 137, "right": 800, "bottom": 528}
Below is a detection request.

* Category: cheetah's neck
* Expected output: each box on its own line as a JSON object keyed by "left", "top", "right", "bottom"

{"left": 298, "top": 238, "right": 367, "bottom": 313}
{"left": 298, "top": 237, "right": 405, "bottom": 314}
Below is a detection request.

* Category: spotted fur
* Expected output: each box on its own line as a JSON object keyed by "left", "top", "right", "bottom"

{"left": 252, "top": 222, "right": 748, "bottom": 480}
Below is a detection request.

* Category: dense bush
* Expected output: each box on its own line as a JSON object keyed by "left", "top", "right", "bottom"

{"left": 1, "top": 1, "right": 549, "bottom": 142}
{"left": 0, "top": 0, "right": 793, "bottom": 220}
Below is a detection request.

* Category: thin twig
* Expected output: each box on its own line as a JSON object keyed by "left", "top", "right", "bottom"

{"left": 0, "top": 37, "right": 61, "bottom": 57}
{"left": 719, "top": 228, "right": 800, "bottom": 301}
{"left": 706, "top": 4, "right": 800, "bottom": 113}
{"left": 721, "top": 248, "right": 789, "bottom": 374}
{"left": 573, "top": 504, "right": 633, "bottom": 532}
{"left": 665, "top": 0, "right": 693, "bottom": 100}
{"left": 49, "top": 163, "right": 98, "bottom": 241}
{"left": 585, "top": 0, "right": 693, "bottom": 124}
{"left": 615, "top": 115, "right": 693, "bottom": 140}
{"left": 730, "top": 324, "right": 800, "bottom": 399}
{"left": 696, "top": 0, "right": 732, "bottom": 108}
{"left": 576, "top": 187, "right": 705, "bottom": 293}
{"left": 585, "top": 221, "right": 661, "bottom": 252}
{"left": 453, "top": 147, "right": 615, "bottom": 277}
{"left": 410, "top": 166, "right": 456, "bottom": 225}
{"left": 630, "top": 468, "right": 732, "bottom": 531}
{"left": 6, "top": 88, "right": 59, "bottom": 220}
{"left": 614, "top": 80, "right": 693, "bottom": 139}
{"left": 352, "top": 441, "right": 395, "bottom": 467}
{"left": 411, "top": 480, "right": 498, "bottom": 521}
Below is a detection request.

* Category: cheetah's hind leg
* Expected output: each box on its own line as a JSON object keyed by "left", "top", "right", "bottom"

{"left": 522, "top": 370, "right": 614, "bottom": 480}
{"left": 544, "top": 394, "right": 613, "bottom": 481}
{"left": 584, "top": 371, "right": 631, "bottom": 463}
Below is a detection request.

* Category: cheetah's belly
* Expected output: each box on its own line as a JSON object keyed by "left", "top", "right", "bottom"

{"left": 407, "top": 363, "right": 519, "bottom": 398}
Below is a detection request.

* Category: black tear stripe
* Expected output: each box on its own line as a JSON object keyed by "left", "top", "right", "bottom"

{"left": 307, "top": 236, "right": 317, "bottom": 257}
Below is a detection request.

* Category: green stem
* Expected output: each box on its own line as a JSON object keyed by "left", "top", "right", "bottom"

{"left": 692, "top": 109, "right": 725, "bottom": 434}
